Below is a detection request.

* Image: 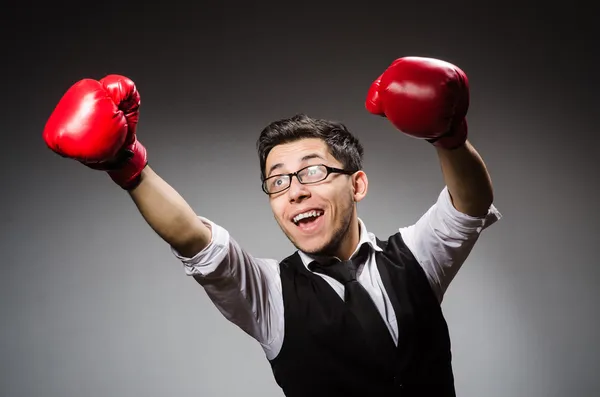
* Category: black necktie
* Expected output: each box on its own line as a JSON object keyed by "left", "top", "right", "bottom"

{"left": 309, "top": 244, "right": 396, "bottom": 361}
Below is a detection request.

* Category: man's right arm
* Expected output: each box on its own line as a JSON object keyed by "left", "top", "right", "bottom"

{"left": 42, "top": 74, "right": 284, "bottom": 358}
{"left": 128, "top": 165, "right": 211, "bottom": 257}
{"left": 128, "top": 165, "right": 284, "bottom": 358}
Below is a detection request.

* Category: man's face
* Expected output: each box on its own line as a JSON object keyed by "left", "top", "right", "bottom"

{"left": 264, "top": 138, "right": 366, "bottom": 256}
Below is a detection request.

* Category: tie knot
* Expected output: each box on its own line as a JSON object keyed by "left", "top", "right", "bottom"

{"left": 313, "top": 259, "right": 357, "bottom": 284}
{"left": 308, "top": 244, "right": 370, "bottom": 284}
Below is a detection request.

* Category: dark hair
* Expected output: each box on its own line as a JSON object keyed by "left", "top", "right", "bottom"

{"left": 256, "top": 114, "right": 364, "bottom": 180}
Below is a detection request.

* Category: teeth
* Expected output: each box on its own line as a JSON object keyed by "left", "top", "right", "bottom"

{"left": 293, "top": 210, "right": 323, "bottom": 224}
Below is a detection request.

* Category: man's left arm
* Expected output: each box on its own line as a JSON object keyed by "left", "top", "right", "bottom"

{"left": 401, "top": 140, "right": 501, "bottom": 302}
{"left": 366, "top": 56, "right": 502, "bottom": 301}
{"left": 435, "top": 140, "right": 494, "bottom": 218}
{"left": 397, "top": 174, "right": 501, "bottom": 303}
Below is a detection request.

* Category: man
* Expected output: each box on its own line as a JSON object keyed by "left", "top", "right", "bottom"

{"left": 43, "top": 56, "right": 501, "bottom": 396}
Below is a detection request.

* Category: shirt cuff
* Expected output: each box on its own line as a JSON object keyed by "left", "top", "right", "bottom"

{"left": 170, "top": 216, "right": 231, "bottom": 276}
{"left": 437, "top": 186, "right": 502, "bottom": 233}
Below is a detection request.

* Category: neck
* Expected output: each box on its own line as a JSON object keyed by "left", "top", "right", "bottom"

{"left": 335, "top": 217, "right": 361, "bottom": 261}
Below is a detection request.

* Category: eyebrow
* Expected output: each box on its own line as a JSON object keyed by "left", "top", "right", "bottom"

{"left": 267, "top": 153, "right": 325, "bottom": 177}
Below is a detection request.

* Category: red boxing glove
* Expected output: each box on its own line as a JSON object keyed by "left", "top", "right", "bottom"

{"left": 43, "top": 75, "right": 148, "bottom": 189}
{"left": 366, "top": 57, "right": 469, "bottom": 150}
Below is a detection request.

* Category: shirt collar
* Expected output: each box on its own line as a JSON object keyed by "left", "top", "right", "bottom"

{"left": 297, "top": 217, "right": 382, "bottom": 269}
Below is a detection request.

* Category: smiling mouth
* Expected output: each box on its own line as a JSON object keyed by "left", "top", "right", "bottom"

{"left": 292, "top": 209, "right": 324, "bottom": 226}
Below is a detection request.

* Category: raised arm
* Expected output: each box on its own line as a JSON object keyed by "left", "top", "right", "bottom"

{"left": 128, "top": 166, "right": 211, "bottom": 257}
{"left": 42, "top": 74, "right": 211, "bottom": 256}
{"left": 365, "top": 56, "right": 496, "bottom": 218}
{"left": 435, "top": 141, "right": 494, "bottom": 217}
{"left": 128, "top": 166, "right": 284, "bottom": 358}
{"left": 42, "top": 74, "right": 283, "bottom": 356}
{"left": 365, "top": 56, "right": 501, "bottom": 300}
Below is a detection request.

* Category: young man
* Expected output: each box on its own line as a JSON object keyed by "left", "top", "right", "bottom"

{"left": 43, "top": 56, "right": 501, "bottom": 396}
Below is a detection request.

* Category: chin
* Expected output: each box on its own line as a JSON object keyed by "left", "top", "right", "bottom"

{"left": 296, "top": 241, "right": 328, "bottom": 256}
{"left": 281, "top": 225, "right": 325, "bottom": 254}
{"left": 291, "top": 234, "right": 326, "bottom": 254}
{"left": 294, "top": 233, "right": 342, "bottom": 257}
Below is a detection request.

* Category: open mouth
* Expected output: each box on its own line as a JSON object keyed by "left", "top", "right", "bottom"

{"left": 292, "top": 209, "right": 325, "bottom": 232}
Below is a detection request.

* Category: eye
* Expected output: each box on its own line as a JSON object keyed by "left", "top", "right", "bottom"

{"left": 306, "top": 166, "right": 320, "bottom": 176}
{"left": 268, "top": 176, "right": 287, "bottom": 189}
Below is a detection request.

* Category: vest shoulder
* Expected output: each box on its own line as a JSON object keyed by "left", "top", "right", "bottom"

{"left": 278, "top": 251, "right": 302, "bottom": 270}
{"left": 375, "top": 231, "right": 424, "bottom": 269}
{"left": 375, "top": 230, "right": 408, "bottom": 250}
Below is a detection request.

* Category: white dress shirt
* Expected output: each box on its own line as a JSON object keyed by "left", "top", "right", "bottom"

{"left": 172, "top": 186, "right": 501, "bottom": 360}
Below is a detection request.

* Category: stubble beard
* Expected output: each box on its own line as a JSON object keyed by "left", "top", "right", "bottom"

{"left": 283, "top": 194, "right": 355, "bottom": 257}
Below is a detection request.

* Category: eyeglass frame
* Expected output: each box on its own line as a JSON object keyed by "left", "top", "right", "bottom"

{"left": 261, "top": 164, "right": 357, "bottom": 195}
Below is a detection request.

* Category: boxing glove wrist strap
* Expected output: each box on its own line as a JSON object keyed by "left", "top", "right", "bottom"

{"left": 427, "top": 119, "right": 468, "bottom": 150}
{"left": 107, "top": 140, "right": 148, "bottom": 190}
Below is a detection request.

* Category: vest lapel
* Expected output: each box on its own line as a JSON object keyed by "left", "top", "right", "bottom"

{"left": 375, "top": 238, "right": 417, "bottom": 372}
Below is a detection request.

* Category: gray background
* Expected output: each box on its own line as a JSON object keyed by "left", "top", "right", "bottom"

{"left": 2, "top": 2, "right": 598, "bottom": 396}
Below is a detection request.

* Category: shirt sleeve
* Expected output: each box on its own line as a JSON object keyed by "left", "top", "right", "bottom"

{"left": 170, "top": 217, "right": 284, "bottom": 360}
{"left": 399, "top": 186, "right": 502, "bottom": 303}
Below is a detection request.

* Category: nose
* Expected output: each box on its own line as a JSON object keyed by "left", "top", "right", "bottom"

{"left": 287, "top": 175, "right": 310, "bottom": 203}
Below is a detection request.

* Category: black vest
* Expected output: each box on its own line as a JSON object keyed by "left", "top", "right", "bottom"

{"left": 268, "top": 231, "right": 456, "bottom": 397}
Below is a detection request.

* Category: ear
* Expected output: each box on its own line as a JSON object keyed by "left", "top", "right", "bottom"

{"left": 352, "top": 171, "right": 368, "bottom": 202}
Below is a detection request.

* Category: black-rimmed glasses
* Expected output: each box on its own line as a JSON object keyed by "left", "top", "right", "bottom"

{"left": 262, "top": 164, "right": 356, "bottom": 195}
